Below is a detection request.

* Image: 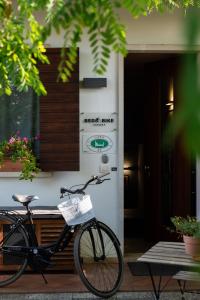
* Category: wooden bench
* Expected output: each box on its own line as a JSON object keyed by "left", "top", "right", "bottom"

{"left": 0, "top": 207, "right": 75, "bottom": 272}
{"left": 173, "top": 270, "right": 200, "bottom": 299}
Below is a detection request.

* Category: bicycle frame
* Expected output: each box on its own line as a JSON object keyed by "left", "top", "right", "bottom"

{"left": 0, "top": 204, "right": 120, "bottom": 270}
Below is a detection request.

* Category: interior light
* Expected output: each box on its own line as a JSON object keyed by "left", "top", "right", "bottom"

{"left": 166, "top": 77, "right": 174, "bottom": 113}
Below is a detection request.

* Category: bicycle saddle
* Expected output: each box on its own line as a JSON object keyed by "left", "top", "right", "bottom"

{"left": 12, "top": 194, "right": 39, "bottom": 204}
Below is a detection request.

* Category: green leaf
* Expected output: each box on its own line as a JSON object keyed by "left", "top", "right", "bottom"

{"left": 5, "top": 87, "right": 11, "bottom": 95}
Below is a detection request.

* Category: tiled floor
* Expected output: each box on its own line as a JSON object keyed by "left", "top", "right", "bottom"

{"left": 0, "top": 262, "right": 198, "bottom": 294}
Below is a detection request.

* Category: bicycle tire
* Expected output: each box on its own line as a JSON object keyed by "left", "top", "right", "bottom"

{"left": 74, "top": 220, "right": 123, "bottom": 298}
{"left": 0, "top": 213, "right": 29, "bottom": 287}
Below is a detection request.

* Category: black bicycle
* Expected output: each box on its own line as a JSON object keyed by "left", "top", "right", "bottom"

{"left": 0, "top": 173, "right": 123, "bottom": 298}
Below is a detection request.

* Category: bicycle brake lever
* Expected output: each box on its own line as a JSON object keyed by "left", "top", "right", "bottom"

{"left": 96, "top": 178, "right": 110, "bottom": 184}
{"left": 96, "top": 179, "right": 103, "bottom": 184}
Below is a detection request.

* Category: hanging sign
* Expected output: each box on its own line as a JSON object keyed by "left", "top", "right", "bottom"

{"left": 82, "top": 133, "right": 116, "bottom": 154}
{"left": 80, "top": 113, "right": 117, "bottom": 132}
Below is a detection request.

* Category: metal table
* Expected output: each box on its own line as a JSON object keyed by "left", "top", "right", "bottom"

{"left": 137, "top": 241, "right": 199, "bottom": 299}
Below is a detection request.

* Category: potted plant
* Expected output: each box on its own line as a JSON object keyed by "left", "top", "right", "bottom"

{"left": 171, "top": 216, "right": 200, "bottom": 259}
{"left": 0, "top": 133, "right": 40, "bottom": 180}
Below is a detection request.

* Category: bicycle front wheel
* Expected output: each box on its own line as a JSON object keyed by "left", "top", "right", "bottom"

{"left": 74, "top": 220, "right": 123, "bottom": 298}
{"left": 0, "top": 214, "right": 29, "bottom": 287}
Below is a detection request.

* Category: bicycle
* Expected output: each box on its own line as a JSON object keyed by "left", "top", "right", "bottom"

{"left": 0, "top": 173, "right": 124, "bottom": 298}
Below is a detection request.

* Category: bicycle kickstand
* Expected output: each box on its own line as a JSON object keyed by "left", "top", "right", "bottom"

{"left": 41, "top": 272, "right": 48, "bottom": 284}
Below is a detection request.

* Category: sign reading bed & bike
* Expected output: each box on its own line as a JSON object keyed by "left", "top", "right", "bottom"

{"left": 80, "top": 113, "right": 117, "bottom": 132}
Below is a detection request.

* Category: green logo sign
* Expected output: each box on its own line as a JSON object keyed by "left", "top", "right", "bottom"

{"left": 91, "top": 139, "right": 108, "bottom": 149}
{"left": 84, "top": 134, "right": 113, "bottom": 153}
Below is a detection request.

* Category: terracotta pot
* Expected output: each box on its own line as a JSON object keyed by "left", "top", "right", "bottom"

{"left": 183, "top": 235, "right": 200, "bottom": 259}
{"left": 0, "top": 159, "right": 23, "bottom": 172}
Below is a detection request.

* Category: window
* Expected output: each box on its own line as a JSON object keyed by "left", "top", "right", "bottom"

{"left": 0, "top": 87, "right": 40, "bottom": 158}
{"left": 0, "top": 48, "right": 79, "bottom": 172}
{"left": 0, "top": 88, "right": 39, "bottom": 139}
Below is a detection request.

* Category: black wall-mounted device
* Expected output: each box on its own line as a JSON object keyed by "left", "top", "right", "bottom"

{"left": 82, "top": 78, "right": 107, "bottom": 88}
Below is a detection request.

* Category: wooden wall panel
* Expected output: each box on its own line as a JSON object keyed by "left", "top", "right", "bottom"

{"left": 39, "top": 48, "right": 79, "bottom": 171}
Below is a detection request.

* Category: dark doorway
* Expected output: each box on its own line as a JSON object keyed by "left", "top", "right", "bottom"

{"left": 124, "top": 53, "right": 196, "bottom": 253}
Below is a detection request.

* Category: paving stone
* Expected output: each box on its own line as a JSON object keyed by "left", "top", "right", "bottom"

{"left": 0, "top": 292, "right": 200, "bottom": 300}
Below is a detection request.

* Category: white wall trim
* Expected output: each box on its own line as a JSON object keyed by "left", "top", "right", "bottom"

{"left": 126, "top": 44, "right": 200, "bottom": 52}
{"left": 117, "top": 54, "right": 124, "bottom": 251}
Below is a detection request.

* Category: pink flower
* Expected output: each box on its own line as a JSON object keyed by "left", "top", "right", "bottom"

{"left": 23, "top": 137, "right": 29, "bottom": 143}
{"left": 9, "top": 137, "right": 16, "bottom": 144}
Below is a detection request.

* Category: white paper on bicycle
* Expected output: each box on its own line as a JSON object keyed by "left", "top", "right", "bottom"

{"left": 57, "top": 195, "right": 95, "bottom": 225}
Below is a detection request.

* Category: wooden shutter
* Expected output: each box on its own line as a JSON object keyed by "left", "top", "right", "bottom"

{"left": 39, "top": 48, "right": 79, "bottom": 171}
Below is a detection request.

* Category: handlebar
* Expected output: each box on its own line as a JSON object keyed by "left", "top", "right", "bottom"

{"left": 60, "top": 172, "right": 110, "bottom": 197}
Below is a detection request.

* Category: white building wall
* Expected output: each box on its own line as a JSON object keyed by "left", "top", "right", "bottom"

{"left": 121, "top": 9, "right": 186, "bottom": 45}
{"left": 0, "top": 9, "right": 199, "bottom": 244}
{"left": 0, "top": 31, "right": 120, "bottom": 237}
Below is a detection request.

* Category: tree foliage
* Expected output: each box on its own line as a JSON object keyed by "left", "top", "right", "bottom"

{"left": 166, "top": 8, "right": 200, "bottom": 157}
{"left": 0, "top": 0, "right": 198, "bottom": 96}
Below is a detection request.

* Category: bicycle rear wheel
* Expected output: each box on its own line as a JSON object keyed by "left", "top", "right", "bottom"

{"left": 0, "top": 214, "right": 29, "bottom": 287}
{"left": 74, "top": 220, "right": 123, "bottom": 298}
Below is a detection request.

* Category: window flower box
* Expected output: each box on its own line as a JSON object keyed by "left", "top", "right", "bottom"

{"left": 0, "top": 133, "right": 40, "bottom": 180}
{"left": 0, "top": 159, "right": 23, "bottom": 172}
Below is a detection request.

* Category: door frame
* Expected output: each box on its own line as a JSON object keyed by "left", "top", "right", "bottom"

{"left": 117, "top": 44, "right": 200, "bottom": 249}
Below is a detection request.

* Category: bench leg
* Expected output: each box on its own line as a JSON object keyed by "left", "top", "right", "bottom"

{"left": 146, "top": 263, "right": 162, "bottom": 300}
{"left": 177, "top": 279, "right": 186, "bottom": 300}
